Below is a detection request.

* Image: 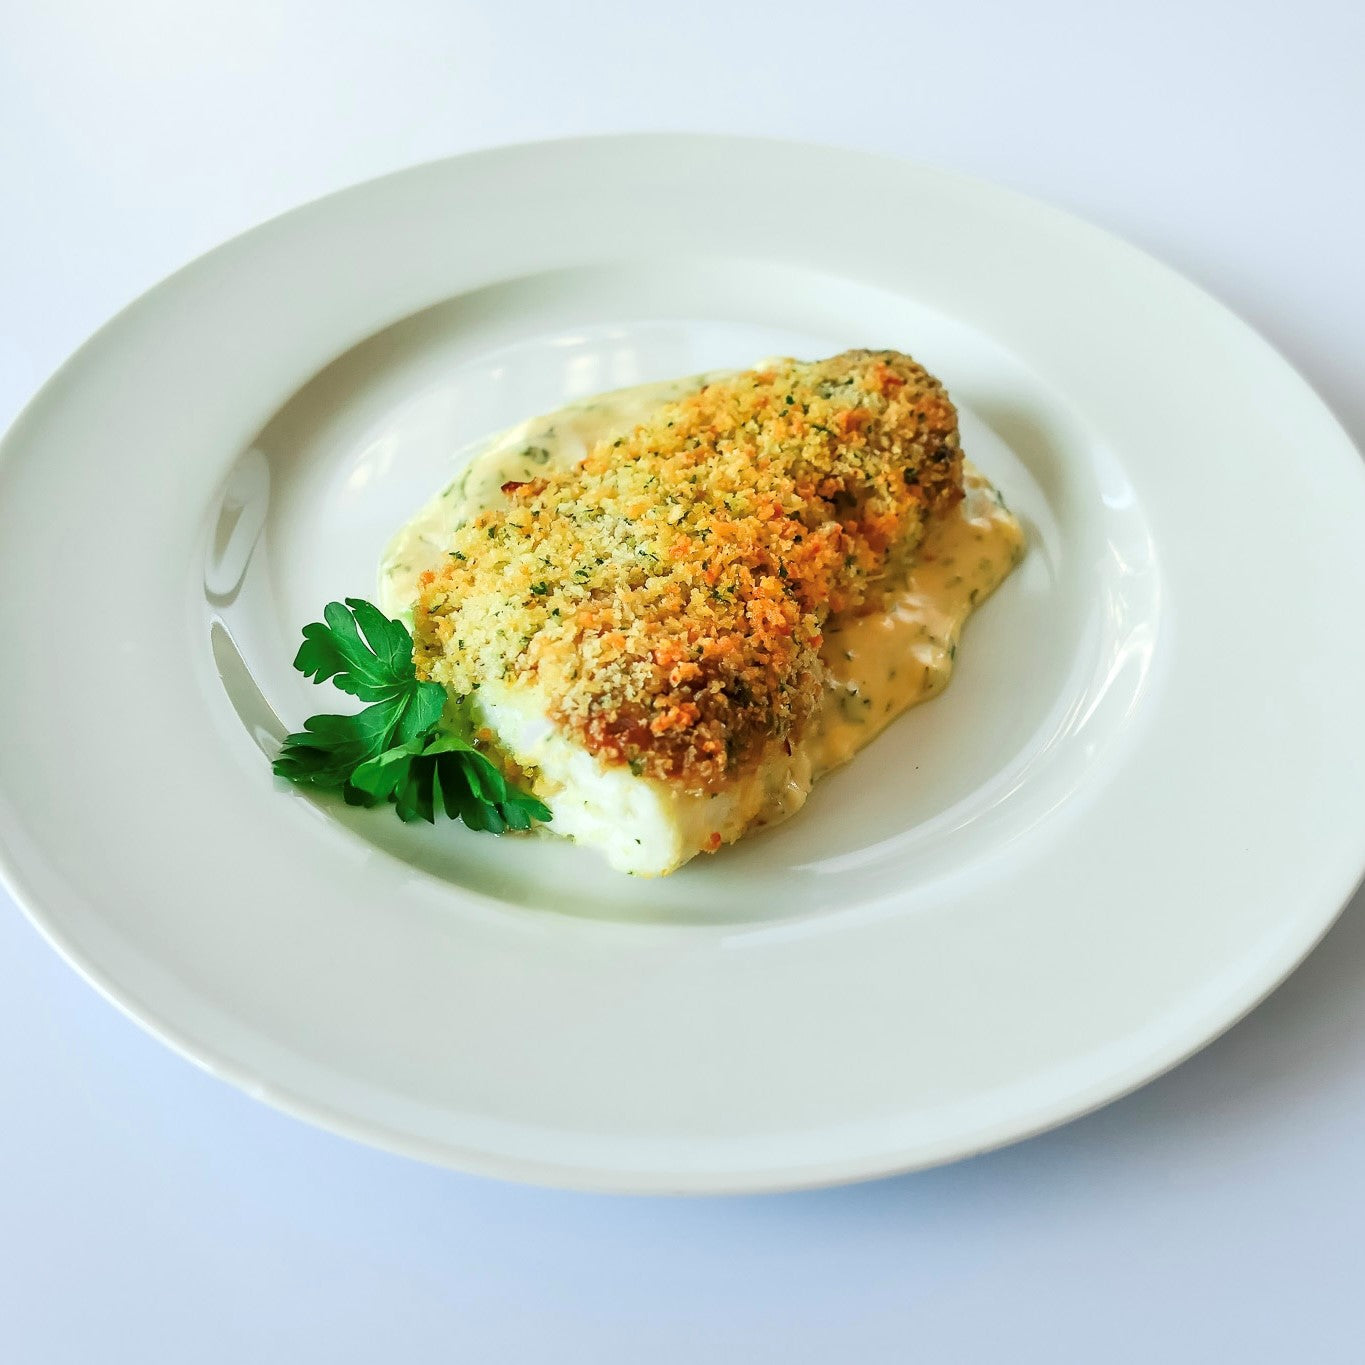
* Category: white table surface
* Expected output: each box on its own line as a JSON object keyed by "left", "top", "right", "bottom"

{"left": 3, "top": 2, "right": 1363, "bottom": 1358}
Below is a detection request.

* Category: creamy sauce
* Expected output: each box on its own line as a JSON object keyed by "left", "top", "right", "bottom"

{"left": 379, "top": 374, "right": 727, "bottom": 619}
{"left": 812, "top": 466, "right": 1023, "bottom": 774}
{"left": 380, "top": 374, "right": 1024, "bottom": 868}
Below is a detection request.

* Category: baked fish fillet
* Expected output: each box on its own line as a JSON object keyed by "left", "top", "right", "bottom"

{"left": 401, "top": 350, "right": 1018, "bottom": 875}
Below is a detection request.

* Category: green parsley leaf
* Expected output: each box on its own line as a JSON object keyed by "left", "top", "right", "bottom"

{"left": 272, "top": 598, "right": 550, "bottom": 834}
{"left": 294, "top": 598, "right": 414, "bottom": 700}
{"left": 349, "top": 732, "right": 551, "bottom": 831}
{"left": 271, "top": 707, "right": 397, "bottom": 792}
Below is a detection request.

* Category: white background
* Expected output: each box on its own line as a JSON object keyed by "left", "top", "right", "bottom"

{"left": 3, "top": 1, "right": 1363, "bottom": 1359}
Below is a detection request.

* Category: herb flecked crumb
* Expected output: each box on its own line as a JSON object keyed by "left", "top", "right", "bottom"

{"left": 413, "top": 350, "right": 964, "bottom": 787}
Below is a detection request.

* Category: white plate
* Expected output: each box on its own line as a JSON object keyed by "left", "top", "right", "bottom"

{"left": 2, "top": 136, "right": 1364, "bottom": 1193}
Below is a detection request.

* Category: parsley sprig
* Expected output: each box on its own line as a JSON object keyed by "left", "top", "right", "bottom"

{"left": 272, "top": 598, "right": 551, "bottom": 832}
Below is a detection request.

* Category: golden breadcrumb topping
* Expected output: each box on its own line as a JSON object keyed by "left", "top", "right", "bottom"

{"left": 413, "top": 350, "right": 963, "bottom": 787}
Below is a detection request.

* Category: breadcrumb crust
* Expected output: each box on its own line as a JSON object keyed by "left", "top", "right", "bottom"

{"left": 413, "top": 350, "right": 963, "bottom": 787}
